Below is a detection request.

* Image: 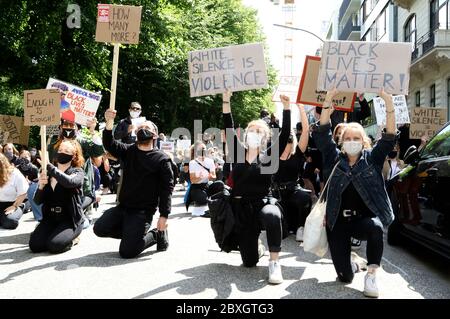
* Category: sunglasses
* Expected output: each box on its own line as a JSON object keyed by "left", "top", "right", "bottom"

{"left": 130, "top": 107, "right": 141, "bottom": 111}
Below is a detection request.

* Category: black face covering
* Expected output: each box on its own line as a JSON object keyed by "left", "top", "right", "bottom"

{"left": 137, "top": 128, "right": 153, "bottom": 142}
{"left": 61, "top": 128, "right": 76, "bottom": 139}
{"left": 388, "top": 151, "right": 398, "bottom": 159}
{"left": 57, "top": 152, "right": 73, "bottom": 164}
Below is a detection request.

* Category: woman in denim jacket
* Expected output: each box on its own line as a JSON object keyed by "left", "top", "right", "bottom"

{"left": 312, "top": 88, "right": 396, "bottom": 298}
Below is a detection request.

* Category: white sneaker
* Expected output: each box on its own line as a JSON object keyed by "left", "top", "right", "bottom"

{"left": 268, "top": 260, "right": 283, "bottom": 284}
{"left": 363, "top": 273, "right": 379, "bottom": 298}
{"left": 296, "top": 226, "right": 304, "bottom": 242}
{"left": 351, "top": 252, "right": 368, "bottom": 272}
{"left": 258, "top": 240, "right": 266, "bottom": 258}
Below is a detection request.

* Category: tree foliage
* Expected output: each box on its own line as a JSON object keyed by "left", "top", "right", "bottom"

{"left": 0, "top": 0, "right": 277, "bottom": 146}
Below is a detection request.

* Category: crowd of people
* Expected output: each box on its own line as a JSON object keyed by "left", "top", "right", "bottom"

{"left": 0, "top": 87, "right": 433, "bottom": 298}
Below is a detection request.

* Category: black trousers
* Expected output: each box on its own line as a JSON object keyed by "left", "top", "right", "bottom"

{"left": 93, "top": 205, "right": 156, "bottom": 258}
{"left": 279, "top": 188, "right": 311, "bottom": 232}
{"left": 190, "top": 184, "right": 208, "bottom": 206}
{"left": 29, "top": 218, "right": 82, "bottom": 254}
{"left": 327, "top": 214, "right": 384, "bottom": 283}
{"left": 232, "top": 200, "right": 283, "bottom": 267}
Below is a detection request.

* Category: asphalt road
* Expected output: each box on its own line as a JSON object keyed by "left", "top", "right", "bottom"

{"left": 1, "top": 187, "right": 449, "bottom": 299}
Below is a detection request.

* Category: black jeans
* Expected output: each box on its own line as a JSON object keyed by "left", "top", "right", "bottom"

{"left": 327, "top": 214, "right": 384, "bottom": 283}
{"left": 190, "top": 184, "right": 208, "bottom": 206}
{"left": 232, "top": 200, "right": 283, "bottom": 267}
{"left": 279, "top": 188, "right": 311, "bottom": 232}
{"left": 93, "top": 205, "right": 156, "bottom": 258}
{"left": 0, "top": 202, "right": 24, "bottom": 230}
{"left": 29, "top": 219, "right": 82, "bottom": 254}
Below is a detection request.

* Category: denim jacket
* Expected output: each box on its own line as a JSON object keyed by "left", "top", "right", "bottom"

{"left": 312, "top": 123, "right": 396, "bottom": 230}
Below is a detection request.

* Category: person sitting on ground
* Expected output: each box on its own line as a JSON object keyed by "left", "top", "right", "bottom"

{"left": 29, "top": 139, "right": 85, "bottom": 254}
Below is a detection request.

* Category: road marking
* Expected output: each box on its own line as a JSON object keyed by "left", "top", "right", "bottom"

{"left": 382, "top": 256, "right": 409, "bottom": 278}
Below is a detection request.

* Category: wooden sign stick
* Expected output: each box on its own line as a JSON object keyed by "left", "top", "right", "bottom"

{"left": 40, "top": 125, "right": 47, "bottom": 174}
{"left": 109, "top": 43, "right": 120, "bottom": 110}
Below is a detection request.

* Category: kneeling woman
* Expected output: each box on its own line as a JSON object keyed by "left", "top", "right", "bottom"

{"left": 223, "top": 91, "right": 288, "bottom": 284}
{"left": 313, "top": 88, "right": 396, "bottom": 298}
{"left": 29, "top": 140, "right": 85, "bottom": 254}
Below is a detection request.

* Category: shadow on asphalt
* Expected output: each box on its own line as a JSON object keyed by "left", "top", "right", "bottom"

{"left": 0, "top": 251, "right": 152, "bottom": 285}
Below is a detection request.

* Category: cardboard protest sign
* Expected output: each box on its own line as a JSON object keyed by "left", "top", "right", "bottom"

{"left": 177, "top": 139, "right": 191, "bottom": 151}
{"left": 24, "top": 89, "right": 60, "bottom": 126}
{"left": 272, "top": 76, "right": 301, "bottom": 103}
{"left": 0, "top": 130, "right": 9, "bottom": 145}
{"left": 46, "top": 78, "right": 102, "bottom": 126}
{"left": 318, "top": 41, "right": 411, "bottom": 95}
{"left": 409, "top": 107, "right": 448, "bottom": 139}
{"left": 188, "top": 43, "right": 268, "bottom": 97}
{"left": 373, "top": 95, "right": 410, "bottom": 125}
{"left": 297, "top": 56, "right": 356, "bottom": 111}
{"left": 0, "top": 115, "right": 30, "bottom": 146}
{"left": 95, "top": 4, "right": 142, "bottom": 44}
{"left": 160, "top": 141, "right": 175, "bottom": 153}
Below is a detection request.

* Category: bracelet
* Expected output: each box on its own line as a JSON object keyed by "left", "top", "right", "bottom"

{"left": 323, "top": 106, "right": 331, "bottom": 109}
{"left": 386, "top": 110, "right": 395, "bottom": 113}
{"left": 223, "top": 101, "right": 230, "bottom": 104}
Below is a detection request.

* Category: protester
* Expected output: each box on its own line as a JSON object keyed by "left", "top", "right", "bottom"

{"left": 94, "top": 109, "right": 174, "bottom": 258}
{"left": 113, "top": 102, "right": 143, "bottom": 144}
{"left": 29, "top": 139, "right": 85, "bottom": 253}
{"left": 312, "top": 88, "right": 396, "bottom": 298}
{"left": 0, "top": 153, "right": 28, "bottom": 229}
{"left": 273, "top": 95, "right": 311, "bottom": 242}
{"left": 17, "top": 150, "right": 39, "bottom": 183}
{"left": 186, "top": 141, "right": 216, "bottom": 217}
{"left": 222, "top": 90, "right": 286, "bottom": 284}
{"left": 2, "top": 143, "right": 20, "bottom": 166}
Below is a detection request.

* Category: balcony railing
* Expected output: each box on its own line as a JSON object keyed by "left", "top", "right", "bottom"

{"left": 339, "top": 0, "right": 352, "bottom": 21}
{"left": 339, "top": 17, "right": 360, "bottom": 40}
{"left": 411, "top": 48, "right": 418, "bottom": 61}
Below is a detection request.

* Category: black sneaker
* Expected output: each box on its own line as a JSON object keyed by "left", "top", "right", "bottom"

{"left": 201, "top": 210, "right": 211, "bottom": 218}
{"left": 157, "top": 229, "right": 169, "bottom": 251}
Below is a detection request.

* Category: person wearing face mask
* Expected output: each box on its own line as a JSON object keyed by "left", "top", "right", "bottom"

{"left": 93, "top": 109, "right": 174, "bottom": 259}
{"left": 29, "top": 139, "right": 85, "bottom": 253}
{"left": 273, "top": 95, "right": 312, "bottom": 242}
{"left": 16, "top": 150, "right": 39, "bottom": 183}
{"left": 2, "top": 143, "right": 20, "bottom": 166}
{"left": 29, "top": 147, "right": 40, "bottom": 168}
{"left": 0, "top": 153, "right": 29, "bottom": 229}
{"left": 222, "top": 90, "right": 287, "bottom": 285}
{"left": 186, "top": 141, "right": 216, "bottom": 217}
{"left": 312, "top": 88, "right": 397, "bottom": 298}
{"left": 113, "top": 102, "right": 143, "bottom": 145}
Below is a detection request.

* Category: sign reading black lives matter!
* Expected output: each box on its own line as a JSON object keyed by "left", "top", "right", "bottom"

{"left": 318, "top": 40, "right": 411, "bottom": 95}
{"left": 95, "top": 4, "right": 142, "bottom": 44}
{"left": 188, "top": 43, "right": 268, "bottom": 97}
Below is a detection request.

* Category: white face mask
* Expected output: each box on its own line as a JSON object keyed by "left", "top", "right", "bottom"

{"left": 129, "top": 110, "right": 141, "bottom": 119}
{"left": 342, "top": 141, "right": 363, "bottom": 156}
{"left": 246, "top": 132, "right": 263, "bottom": 148}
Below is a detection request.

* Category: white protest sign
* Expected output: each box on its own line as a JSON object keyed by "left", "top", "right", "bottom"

{"left": 46, "top": 78, "right": 102, "bottom": 126}
{"left": 160, "top": 141, "right": 175, "bottom": 153}
{"left": 47, "top": 125, "right": 61, "bottom": 136}
{"left": 272, "top": 76, "right": 301, "bottom": 103}
{"left": 373, "top": 95, "right": 410, "bottom": 125}
{"left": 131, "top": 116, "right": 146, "bottom": 137}
{"left": 188, "top": 43, "right": 268, "bottom": 97}
{"left": 177, "top": 139, "right": 191, "bottom": 151}
{"left": 318, "top": 41, "right": 411, "bottom": 95}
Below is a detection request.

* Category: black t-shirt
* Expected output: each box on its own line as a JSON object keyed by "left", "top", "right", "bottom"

{"left": 231, "top": 158, "right": 272, "bottom": 199}
{"left": 340, "top": 182, "right": 374, "bottom": 217}
{"left": 275, "top": 146, "right": 305, "bottom": 183}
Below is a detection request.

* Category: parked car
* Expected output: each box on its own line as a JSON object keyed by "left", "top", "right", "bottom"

{"left": 388, "top": 122, "right": 450, "bottom": 261}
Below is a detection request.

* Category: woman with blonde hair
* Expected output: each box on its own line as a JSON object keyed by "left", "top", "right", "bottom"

{"left": 0, "top": 153, "right": 29, "bottom": 229}
{"left": 223, "top": 90, "right": 287, "bottom": 284}
{"left": 312, "top": 88, "right": 396, "bottom": 298}
{"left": 29, "top": 139, "right": 85, "bottom": 254}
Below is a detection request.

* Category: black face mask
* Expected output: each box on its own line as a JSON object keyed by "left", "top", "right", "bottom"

{"left": 61, "top": 128, "right": 76, "bottom": 139}
{"left": 57, "top": 152, "right": 73, "bottom": 164}
{"left": 388, "top": 151, "right": 398, "bottom": 159}
{"left": 136, "top": 128, "right": 153, "bottom": 142}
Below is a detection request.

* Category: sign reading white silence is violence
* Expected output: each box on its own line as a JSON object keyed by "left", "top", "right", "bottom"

{"left": 318, "top": 41, "right": 411, "bottom": 95}
{"left": 188, "top": 43, "right": 268, "bottom": 97}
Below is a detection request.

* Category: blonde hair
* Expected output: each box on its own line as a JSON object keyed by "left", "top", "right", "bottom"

{"left": 0, "top": 153, "right": 14, "bottom": 187}
{"left": 244, "top": 119, "right": 271, "bottom": 148}
{"left": 340, "top": 122, "right": 372, "bottom": 150}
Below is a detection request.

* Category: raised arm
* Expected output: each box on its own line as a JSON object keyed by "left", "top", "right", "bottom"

{"left": 371, "top": 88, "right": 397, "bottom": 168}
{"left": 222, "top": 91, "right": 244, "bottom": 163}
{"left": 104, "top": 109, "right": 131, "bottom": 160}
{"left": 297, "top": 103, "right": 309, "bottom": 153}
{"left": 46, "top": 164, "right": 84, "bottom": 189}
{"left": 279, "top": 95, "right": 291, "bottom": 154}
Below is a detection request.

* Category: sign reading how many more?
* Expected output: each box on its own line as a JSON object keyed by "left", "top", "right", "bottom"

{"left": 188, "top": 43, "right": 268, "bottom": 97}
